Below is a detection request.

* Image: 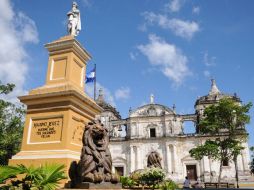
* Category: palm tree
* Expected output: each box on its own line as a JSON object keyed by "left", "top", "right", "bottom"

{"left": 0, "top": 164, "right": 66, "bottom": 190}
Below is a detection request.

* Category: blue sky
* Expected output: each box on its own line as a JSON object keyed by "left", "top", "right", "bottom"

{"left": 0, "top": 0, "right": 254, "bottom": 147}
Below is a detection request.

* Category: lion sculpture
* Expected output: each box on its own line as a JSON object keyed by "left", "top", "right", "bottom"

{"left": 147, "top": 151, "right": 162, "bottom": 168}
{"left": 69, "top": 120, "right": 118, "bottom": 187}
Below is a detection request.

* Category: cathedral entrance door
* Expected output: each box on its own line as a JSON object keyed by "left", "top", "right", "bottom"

{"left": 186, "top": 165, "right": 197, "bottom": 181}
{"left": 115, "top": 166, "right": 124, "bottom": 176}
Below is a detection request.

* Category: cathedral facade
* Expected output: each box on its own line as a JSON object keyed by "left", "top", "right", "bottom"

{"left": 96, "top": 80, "right": 252, "bottom": 182}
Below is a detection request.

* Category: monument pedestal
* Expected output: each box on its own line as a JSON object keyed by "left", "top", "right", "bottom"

{"left": 65, "top": 182, "right": 122, "bottom": 189}
{"left": 9, "top": 36, "right": 102, "bottom": 185}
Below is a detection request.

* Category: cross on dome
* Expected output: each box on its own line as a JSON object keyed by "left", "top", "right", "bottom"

{"left": 150, "top": 94, "right": 154, "bottom": 104}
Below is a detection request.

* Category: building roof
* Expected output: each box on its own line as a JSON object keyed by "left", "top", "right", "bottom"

{"left": 129, "top": 103, "right": 175, "bottom": 117}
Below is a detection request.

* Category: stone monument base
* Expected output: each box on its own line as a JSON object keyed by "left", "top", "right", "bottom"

{"left": 65, "top": 182, "right": 122, "bottom": 189}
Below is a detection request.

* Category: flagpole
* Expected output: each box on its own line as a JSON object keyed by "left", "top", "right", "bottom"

{"left": 94, "top": 64, "right": 96, "bottom": 100}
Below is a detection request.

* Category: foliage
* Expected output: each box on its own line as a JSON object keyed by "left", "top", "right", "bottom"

{"left": 129, "top": 169, "right": 143, "bottom": 185}
{"left": 121, "top": 169, "right": 178, "bottom": 190}
{"left": 0, "top": 81, "right": 25, "bottom": 165}
{"left": 190, "top": 138, "right": 244, "bottom": 162}
{"left": 189, "top": 98, "right": 252, "bottom": 184}
{"left": 120, "top": 176, "right": 136, "bottom": 188}
{"left": 139, "top": 167, "right": 166, "bottom": 189}
{"left": 199, "top": 98, "right": 252, "bottom": 137}
{"left": 0, "top": 164, "right": 66, "bottom": 190}
{"left": 159, "top": 180, "right": 179, "bottom": 190}
{"left": 0, "top": 83, "right": 15, "bottom": 95}
{"left": 190, "top": 140, "right": 220, "bottom": 160}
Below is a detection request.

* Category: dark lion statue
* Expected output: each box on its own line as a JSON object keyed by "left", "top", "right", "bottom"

{"left": 147, "top": 151, "right": 162, "bottom": 168}
{"left": 69, "top": 120, "right": 118, "bottom": 187}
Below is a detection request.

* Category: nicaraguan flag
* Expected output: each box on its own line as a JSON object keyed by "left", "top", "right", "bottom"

{"left": 85, "top": 67, "right": 95, "bottom": 83}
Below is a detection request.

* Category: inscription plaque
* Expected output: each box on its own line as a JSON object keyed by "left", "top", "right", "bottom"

{"left": 29, "top": 117, "right": 63, "bottom": 143}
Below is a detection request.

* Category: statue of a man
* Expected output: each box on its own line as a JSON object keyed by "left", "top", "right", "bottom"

{"left": 67, "top": 1, "right": 81, "bottom": 36}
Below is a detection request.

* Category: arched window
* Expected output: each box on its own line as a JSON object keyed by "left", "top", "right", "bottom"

{"left": 147, "top": 124, "right": 158, "bottom": 138}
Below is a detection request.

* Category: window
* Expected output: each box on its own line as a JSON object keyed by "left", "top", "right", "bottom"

{"left": 223, "top": 157, "right": 229, "bottom": 166}
{"left": 150, "top": 128, "right": 156, "bottom": 137}
{"left": 115, "top": 166, "right": 124, "bottom": 176}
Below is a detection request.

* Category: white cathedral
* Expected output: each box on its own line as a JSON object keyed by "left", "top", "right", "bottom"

{"left": 96, "top": 80, "right": 252, "bottom": 183}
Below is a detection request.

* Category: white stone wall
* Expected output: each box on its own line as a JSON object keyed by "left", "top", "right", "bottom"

{"left": 106, "top": 101, "right": 252, "bottom": 182}
{"left": 109, "top": 136, "right": 251, "bottom": 182}
{"left": 128, "top": 116, "right": 183, "bottom": 139}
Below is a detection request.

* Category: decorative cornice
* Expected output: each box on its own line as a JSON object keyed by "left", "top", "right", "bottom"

{"left": 44, "top": 35, "right": 91, "bottom": 63}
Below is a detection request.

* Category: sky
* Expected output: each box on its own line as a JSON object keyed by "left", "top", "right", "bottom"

{"left": 0, "top": 0, "right": 254, "bottom": 147}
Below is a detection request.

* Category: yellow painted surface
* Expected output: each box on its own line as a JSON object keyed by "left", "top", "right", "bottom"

{"left": 44, "top": 35, "right": 90, "bottom": 92}
{"left": 51, "top": 57, "right": 67, "bottom": 80}
{"left": 239, "top": 183, "right": 254, "bottom": 187}
{"left": 9, "top": 36, "right": 102, "bottom": 187}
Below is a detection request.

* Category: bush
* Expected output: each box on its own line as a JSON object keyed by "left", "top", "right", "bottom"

{"left": 130, "top": 169, "right": 143, "bottom": 185}
{"left": 139, "top": 167, "right": 166, "bottom": 190}
{"left": 0, "top": 163, "right": 66, "bottom": 190}
{"left": 120, "top": 176, "right": 136, "bottom": 188}
{"left": 160, "top": 180, "right": 179, "bottom": 190}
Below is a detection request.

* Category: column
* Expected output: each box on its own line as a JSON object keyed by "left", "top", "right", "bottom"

{"left": 130, "top": 145, "right": 135, "bottom": 172}
{"left": 172, "top": 145, "right": 177, "bottom": 174}
{"left": 237, "top": 154, "right": 243, "bottom": 171}
{"left": 242, "top": 143, "right": 250, "bottom": 171}
{"left": 166, "top": 145, "right": 172, "bottom": 173}
{"left": 136, "top": 146, "right": 140, "bottom": 169}
{"left": 203, "top": 156, "right": 210, "bottom": 172}
{"left": 203, "top": 156, "right": 211, "bottom": 182}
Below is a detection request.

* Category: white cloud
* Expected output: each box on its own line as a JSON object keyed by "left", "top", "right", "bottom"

{"left": 203, "top": 70, "right": 211, "bottom": 78}
{"left": 138, "top": 23, "right": 147, "bottom": 32}
{"left": 165, "top": 0, "right": 185, "bottom": 12}
{"left": 85, "top": 82, "right": 116, "bottom": 106}
{"left": 82, "top": 0, "right": 92, "bottom": 7}
{"left": 203, "top": 51, "right": 216, "bottom": 66}
{"left": 115, "top": 87, "right": 130, "bottom": 100}
{"left": 137, "top": 34, "right": 191, "bottom": 85}
{"left": 192, "top": 6, "right": 200, "bottom": 14}
{"left": 0, "top": 0, "right": 39, "bottom": 102}
{"left": 130, "top": 52, "right": 138, "bottom": 61}
{"left": 169, "top": 18, "right": 199, "bottom": 40}
{"left": 143, "top": 12, "right": 199, "bottom": 40}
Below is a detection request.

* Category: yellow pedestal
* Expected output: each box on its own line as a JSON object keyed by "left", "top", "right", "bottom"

{"left": 9, "top": 35, "right": 102, "bottom": 185}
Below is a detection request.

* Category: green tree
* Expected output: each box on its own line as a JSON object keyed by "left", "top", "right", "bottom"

{"left": 0, "top": 81, "right": 25, "bottom": 165}
{"left": 190, "top": 98, "right": 252, "bottom": 187}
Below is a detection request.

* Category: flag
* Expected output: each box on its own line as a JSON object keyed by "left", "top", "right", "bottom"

{"left": 85, "top": 67, "right": 95, "bottom": 83}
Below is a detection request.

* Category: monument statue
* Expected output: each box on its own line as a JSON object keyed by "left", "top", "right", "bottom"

{"left": 67, "top": 1, "right": 81, "bottom": 36}
{"left": 147, "top": 151, "right": 162, "bottom": 168}
{"left": 69, "top": 120, "right": 118, "bottom": 187}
